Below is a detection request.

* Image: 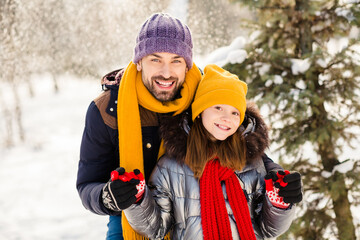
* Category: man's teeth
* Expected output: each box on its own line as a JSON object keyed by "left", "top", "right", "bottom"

{"left": 156, "top": 80, "right": 173, "bottom": 87}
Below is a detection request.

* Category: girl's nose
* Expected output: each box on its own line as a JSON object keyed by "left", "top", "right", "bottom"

{"left": 220, "top": 113, "right": 231, "bottom": 122}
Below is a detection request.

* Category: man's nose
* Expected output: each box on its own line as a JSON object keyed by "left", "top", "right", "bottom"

{"left": 160, "top": 63, "right": 171, "bottom": 79}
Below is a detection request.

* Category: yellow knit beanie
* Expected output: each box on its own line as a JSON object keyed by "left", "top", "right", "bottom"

{"left": 192, "top": 64, "right": 248, "bottom": 125}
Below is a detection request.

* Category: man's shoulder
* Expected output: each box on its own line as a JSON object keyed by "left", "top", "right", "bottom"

{"left": 93, "top": 90, "right": 117, "bottom": 129}
{"left": 90, "top": 68, "right": 124, "bottom": 129}
{"left": 94, "top": 90, "right": 111, "bottom": 107}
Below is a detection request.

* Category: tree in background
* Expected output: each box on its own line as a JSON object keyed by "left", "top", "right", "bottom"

{"left": 225, "top": 0, "right": 360, "bottom": 239}
{"left": 187, "top": 0, "right": 251, "bottom": 57}
{"left": 0, "top": 0, "right": 169, "bottom": 146}
{"left": 0, "top": 0, "right": 25, "bottom": 146}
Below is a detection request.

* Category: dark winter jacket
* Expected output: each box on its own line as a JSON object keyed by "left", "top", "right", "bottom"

{"left": 124, "top": 104, "right": 296, "bottom": 239}
{"left": 76, "top": 69, "right": 162, "bottom": 215}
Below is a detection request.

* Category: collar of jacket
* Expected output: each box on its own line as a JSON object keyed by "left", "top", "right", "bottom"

{"left": 100, "top": 69, "right": 124, "bottom": 118}
{"left": 159, "top": 102, "right": 269, "bottom": 165}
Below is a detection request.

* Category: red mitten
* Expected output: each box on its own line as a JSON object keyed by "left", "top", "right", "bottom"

{"left": 265, "top": 170, "right": 290, "bottom": 209}
{"left": 111, "top": 169, "right": 145, "bottom": 202}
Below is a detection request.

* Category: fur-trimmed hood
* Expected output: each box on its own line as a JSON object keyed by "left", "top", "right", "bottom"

{"left": 159, "top": 102, "right": 269, "bottom": 165}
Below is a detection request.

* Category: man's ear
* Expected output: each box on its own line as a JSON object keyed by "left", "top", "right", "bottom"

{"left": 136, "top": 62, "right": 142, "bottom": 71}
{"left": 185, "top": 67, "right": 188, "bottom": 74}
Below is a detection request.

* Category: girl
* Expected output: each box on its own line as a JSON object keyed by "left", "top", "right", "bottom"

{"left": 122, "top": 64, "right": 300, "bottom": 239}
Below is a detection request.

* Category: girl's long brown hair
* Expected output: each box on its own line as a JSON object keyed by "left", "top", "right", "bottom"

{"left": 184, "top": 117, "right": 247, "bottom": 178}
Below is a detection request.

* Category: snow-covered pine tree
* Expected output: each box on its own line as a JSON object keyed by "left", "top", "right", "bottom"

{"left": 226, "top": 0, "right": 360, "bottom": 239}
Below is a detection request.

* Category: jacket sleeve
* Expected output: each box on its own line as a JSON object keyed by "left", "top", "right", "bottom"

{"left": 124, "top": 163, "right": 174, "bottom": 239}
{"left": 256, "top": 154, "right": 296, "bottom": 238}
{"left": 76, "top": 101, "right": 120, "bottom": 215}
{"left": 256, "top": 194, "right": 296, "bottom": 238}
{"left": 262, "top": 154, "right": 283, "bottom": 172}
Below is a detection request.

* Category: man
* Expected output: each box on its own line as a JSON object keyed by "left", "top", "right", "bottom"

{"left": 76, "top": 13, "right": 289, "bottom": 240}
{"left": 76, "top": 13, "right": 202, "bottom": 240}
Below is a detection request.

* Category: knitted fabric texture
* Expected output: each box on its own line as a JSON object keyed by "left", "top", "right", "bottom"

{"left": 133, "top": 13, "right": 193, "bottom": 69}
{"left": 191, "top": 64, "right": 248, "bottom": 125}
{"left": 200, "top": 159, "right": 256, "bottom": 240}
{"left": 117, "top": 61, "right": 202, "bottom": 240}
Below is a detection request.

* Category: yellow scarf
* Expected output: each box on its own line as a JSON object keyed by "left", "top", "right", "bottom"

{"left": 117, "top": 61, "right": 201, "bottom": 240}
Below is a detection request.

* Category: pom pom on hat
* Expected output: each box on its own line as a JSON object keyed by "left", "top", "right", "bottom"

{"left": 133, "top": 13, "right": 193, "bottom": 69}
{"left": 192, "top": 64, "right": 247, "bottom": 125}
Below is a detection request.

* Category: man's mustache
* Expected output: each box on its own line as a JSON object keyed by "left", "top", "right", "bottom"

{"left": 151, "top": 76, "right": 178, "bottom": 81}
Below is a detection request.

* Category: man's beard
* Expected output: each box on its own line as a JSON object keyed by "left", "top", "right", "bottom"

{"left": 144, "top": 75, "right": 184, "bottom": 102}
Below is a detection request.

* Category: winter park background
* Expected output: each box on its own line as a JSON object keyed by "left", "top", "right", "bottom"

{"left": 1, "top": 0, "right": 360, "bottom": 239}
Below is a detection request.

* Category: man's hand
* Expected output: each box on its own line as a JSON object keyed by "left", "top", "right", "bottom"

{"left": 265, "top": 170, "right": 303, "bottom": 208}
{"left": 102, "top": 167, "right": 145, "bottom": 211}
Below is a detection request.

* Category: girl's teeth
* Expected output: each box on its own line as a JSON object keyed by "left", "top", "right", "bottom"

{"left": 216, "top": 123, "right": 229, "bottom": 130}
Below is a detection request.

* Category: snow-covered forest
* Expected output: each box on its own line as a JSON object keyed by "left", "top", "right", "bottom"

{"left": 1, "top": 0, "right": 359, "bottom": 239}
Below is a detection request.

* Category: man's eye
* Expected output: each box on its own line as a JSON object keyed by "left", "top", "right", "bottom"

{"left": 151, "top": 59, "right": 160, "bottom": 62}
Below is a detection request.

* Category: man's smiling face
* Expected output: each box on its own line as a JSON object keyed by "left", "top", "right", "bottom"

{"left": 137, "top": 52, "right": 188, "bottom": 102}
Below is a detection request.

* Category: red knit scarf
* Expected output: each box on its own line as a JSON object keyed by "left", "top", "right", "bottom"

{"left": 200, "top": 159, "right": 256, "bottom": 240}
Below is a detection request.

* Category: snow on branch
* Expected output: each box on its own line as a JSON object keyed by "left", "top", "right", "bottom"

{"left": 321, "top": 159, "right": 359, "bottom": 178}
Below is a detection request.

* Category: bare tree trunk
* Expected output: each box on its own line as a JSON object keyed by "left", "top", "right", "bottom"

{"left": 0, "top": 89, "right": 14, "bottom": 147}
{"left": 317, "top": 113, "right": 356, "bottom": 239}
{"left": 26, "top": 77, "right": 35, "bottom": 98}
{"left": 52, "top": 74, "right": 59, "bottom": 93}
{"left": 330, "top": 172, "right": 356, "bottom": 239}
{"left": 2, "top": 0, "right": 25, "bottom": 143}
{"left": 4, "top": 108, "right": 13, "bottom": 147}
{"left": 11, "top": 79, "right": 25, "bottom": 142}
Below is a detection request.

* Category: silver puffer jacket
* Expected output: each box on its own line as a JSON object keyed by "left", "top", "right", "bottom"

{"left": 124, "top": 104, "right": 297, "bottom": 239}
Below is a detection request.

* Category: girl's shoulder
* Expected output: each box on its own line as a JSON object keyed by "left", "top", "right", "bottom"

{"left": 157, "top": 155, "right": 178, "bottom": 167}
{"left": 157, "top": 155, "right": 185, "bottom": 170}
{"left": 156, "top": 155, "right": 194, "bottom": 177}
{"left": 238, "top": 157, "right": 267, "bottom": 176}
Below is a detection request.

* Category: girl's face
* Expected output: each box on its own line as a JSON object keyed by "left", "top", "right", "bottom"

{"left": 201, "top": 104, "right": 241, "bottom": 141}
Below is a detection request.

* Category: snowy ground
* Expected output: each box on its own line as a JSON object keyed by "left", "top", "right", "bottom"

{"left": 0, "top": 72, "right": 359, "bottom": 240}
{"left": 0, "top": 75, "right": 108, "bottom": 240}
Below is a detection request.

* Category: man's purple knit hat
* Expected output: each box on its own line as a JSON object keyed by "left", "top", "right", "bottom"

{"left": 133, "top": 13, "right": 193, "bottom": 69}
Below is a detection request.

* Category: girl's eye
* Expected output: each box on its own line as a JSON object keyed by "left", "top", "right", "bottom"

{"left": 215, "top": 106, "right": 222, "bottom": 110}
{"left": 232, "top": 112, "right": 240, "bottom": 116}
